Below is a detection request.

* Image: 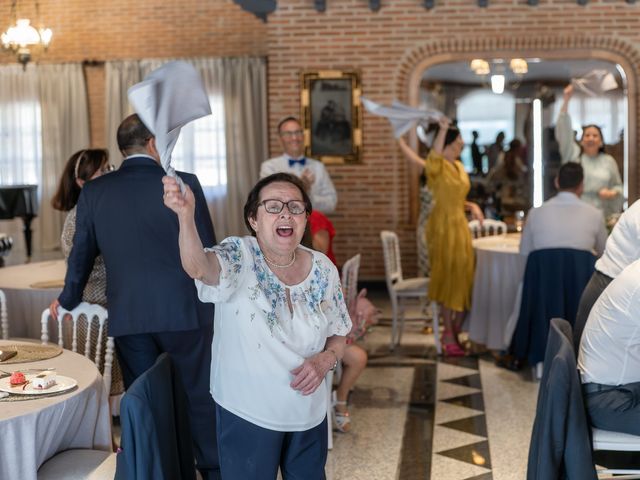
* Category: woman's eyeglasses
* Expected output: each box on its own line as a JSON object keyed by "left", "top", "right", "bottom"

{"left": 259, "top": 199, "right": 306, "bottom": 215}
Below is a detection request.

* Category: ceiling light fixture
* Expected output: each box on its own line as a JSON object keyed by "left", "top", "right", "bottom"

{"left": 1, "top": 1, "right": 52, "bottom": 70}
{"left": 491, "top": 74, "right": 505, "bottom": 94}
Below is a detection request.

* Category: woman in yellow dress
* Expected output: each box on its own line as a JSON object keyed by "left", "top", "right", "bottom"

{"left": 398, "top": 117, "right": 483, "bottom": 356}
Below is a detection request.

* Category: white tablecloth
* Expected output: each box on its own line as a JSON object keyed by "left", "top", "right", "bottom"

{"left": 468, "top": 234, "right": 525, "bottom": 350}
{"left": 0, "top": 340, "right": 111, "bottom": 480}
{"left": 0, "top": 260, "right": 66, "bottom": 340}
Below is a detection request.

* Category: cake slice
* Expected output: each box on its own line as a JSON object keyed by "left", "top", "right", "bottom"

{"left": 32, "top": 371, "right": 57, "bottom": 390}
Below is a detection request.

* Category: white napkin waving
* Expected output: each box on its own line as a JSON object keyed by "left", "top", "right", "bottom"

{"left": 571, "top": 70, "right": 619, "bottom": 97}
{"left": 127, "top": 61, "right": 212, "bottom": 192}
{"left": 361, "top": 97, "right": 444, "bottom": 138}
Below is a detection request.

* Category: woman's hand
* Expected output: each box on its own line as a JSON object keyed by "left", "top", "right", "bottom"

{"left": 598, "top": 187, "right": 619, "bottom": 200}
{"left": 290, "top": 351, "right": 335, "bottom": 396}
{"left": 437, "top": 116, "right": 451, "bottom": 131}
{"left": 563, "top": 84, "right": 574, "bottom": 102}
{"left": 467, "top": 201, "right": 485, "bottom": 223}
{"left": 162, "top": 176, "right": 195, "bottom": 219}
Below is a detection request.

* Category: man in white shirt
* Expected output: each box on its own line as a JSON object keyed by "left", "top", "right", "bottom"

{"left": 578, "top": 258, "right": 640, "bottom": 435}
{"left": 575, "top": 199, "right": 640, "bottom": 348}
{"left": 260, "top": 116, "right": 337, "bottom": 213}
{"left": 519, "top": 162, "right": 607, "bottom": 257}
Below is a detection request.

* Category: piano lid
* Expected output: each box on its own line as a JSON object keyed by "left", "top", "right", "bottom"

{"left": 0, "top": 185, "right": 38, "bottom": 219}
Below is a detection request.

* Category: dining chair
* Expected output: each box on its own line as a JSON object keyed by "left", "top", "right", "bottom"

{"left": 0, "top": 288, "right": 8, "bottom": 339}
{"left": 327, "top": 253, "right": 361, "bottom": 449}
{"left": 41, "top": 302, "right": 114, "bottom": 395}
{"left": 527, "top": 318, "right": 640, "bottom": 479}
{"left": 380, "top": 231, "right": 440, "bottom": 352}
{"left": 510, "top": 248, "right": 595, "bottom": 377}
{"left": 38, "top": 353, "right": 197, "bottom": 480}
{"left": 468, "top": 218, "right": 508, "bottom": 238}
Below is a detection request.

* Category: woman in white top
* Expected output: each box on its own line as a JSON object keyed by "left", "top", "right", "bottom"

{"left": 163, "top": 172, "right": 351, "bottom": 480}
{"left": 555, "top": 84, "right": 623, "bottom": 219}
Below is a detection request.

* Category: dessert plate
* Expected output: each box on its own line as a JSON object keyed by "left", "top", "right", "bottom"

{"left": 0, "top": 374, "right": 77, "bottom": 395}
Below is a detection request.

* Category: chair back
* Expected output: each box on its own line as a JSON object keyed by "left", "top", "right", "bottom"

{"left": 0, "top": 289, "right": 7, "bottom": 339}
{"left": 380, "top": 231, "right": 403, "bottom": 290}
{"left": 468, "top": 219, "right": 507, "bottom": 238}
{"left": 41, "top": 302, "right": 114, "bottom": 393}
{"left": 116, "top": 353, "right": 196, "bottom": 480}
{"left": 341, "top": 254, "right": 361, "bottom": 311}
{"left": 510, "top": 248, "right": 595, "bottom": 365}
{"left": 527, "top": 318, "right": 597, "bottom": 480}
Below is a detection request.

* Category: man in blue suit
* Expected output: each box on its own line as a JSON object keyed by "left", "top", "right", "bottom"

{"left": 51, "top": 114, "right": 220, "bottom": 479}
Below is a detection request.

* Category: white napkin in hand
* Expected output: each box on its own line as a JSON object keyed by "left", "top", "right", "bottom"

{"left": 127, "top": 61, "right": 212, "bottom": 192}
{"left": 361, "top": 96, "right": 444, "bottom": 138}
{"left": 572, "top": 70, "right": 618, "bottom": 97}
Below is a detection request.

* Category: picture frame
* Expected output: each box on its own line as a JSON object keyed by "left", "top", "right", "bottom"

{"left": 300, "top": 70, "right": 362, "bottom": 164}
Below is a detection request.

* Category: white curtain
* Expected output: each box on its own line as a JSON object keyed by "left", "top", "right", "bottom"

{"left": 0, "top": 65, "right": 41, "bottom": 185}
{"left": 105, "top": 57, "right": 267, "bottom": 239}
{"left": 105, "top": 61, "right": 141, "bottom": 166}
{"left": 37, "top": 64, "right": 90, "bottom": 251}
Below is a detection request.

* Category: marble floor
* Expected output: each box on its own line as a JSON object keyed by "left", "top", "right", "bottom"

{"left": 325, "top": 285, "right": 538, "bottom": 480}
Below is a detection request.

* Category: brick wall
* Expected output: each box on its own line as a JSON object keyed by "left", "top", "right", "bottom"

{"left": 2, "top": 0, "right": 639, "bottom": 278}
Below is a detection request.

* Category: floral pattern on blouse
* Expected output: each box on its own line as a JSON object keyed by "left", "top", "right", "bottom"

{"left": 199, "top": 236, "right": 351, "bottom": 337}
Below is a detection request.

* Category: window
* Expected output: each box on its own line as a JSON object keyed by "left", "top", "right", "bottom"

{"left": 171, "top": 95, "right": 226, "bottom": 189}
{"left": 0, "top": 100, "right": 42, "bottom": 185}
{"left": 456, "top": 90, "right": 515, "bottom": 172}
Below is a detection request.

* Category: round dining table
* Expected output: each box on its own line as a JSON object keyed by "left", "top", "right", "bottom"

{"left": 0, "top": 260, "right": 66, "bottom": 340}
{"left": 0, "top": 339, "right": 111, "bottom": 480}
{"left": 467, "top": 233, "right": 526, "bottom": 351}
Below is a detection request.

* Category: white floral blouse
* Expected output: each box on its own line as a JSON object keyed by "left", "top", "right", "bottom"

{"left": 195, "top": 236, "right": 351, "bottom": 432}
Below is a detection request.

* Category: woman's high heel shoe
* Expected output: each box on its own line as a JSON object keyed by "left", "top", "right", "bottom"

{"left": 442, "top": 329, "right": 466, "bottom": 357}
{"left": 442, "top": 342, "right": 466, "bottom": 357}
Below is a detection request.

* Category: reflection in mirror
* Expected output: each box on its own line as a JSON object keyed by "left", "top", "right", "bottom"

{"left": 418, "top": 58, "right": 627, "bottom": 226}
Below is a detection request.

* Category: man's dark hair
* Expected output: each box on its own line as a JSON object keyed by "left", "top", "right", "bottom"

{"left": 243, "top": 173, "right": 312, "bottom": 235}
{"left": 277, "top": 116, "right": 301, "bottom": 134}
{"left": 117, "top": 114, "right": 154, "bottom": 153}
{"left": 557, "top": 162, "right": 584, "bottom": 190}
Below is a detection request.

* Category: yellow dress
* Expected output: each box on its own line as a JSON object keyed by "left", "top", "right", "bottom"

{"left": 425, "top": 150, "right": 474, "bottom": 312}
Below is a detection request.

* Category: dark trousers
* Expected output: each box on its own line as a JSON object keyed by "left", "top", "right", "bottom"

{"left": 574, "top": 270, "right": 613, "bottom": 353}
{"left": 115, "top": 328, "right": 220, "bottom": 479}
{"left": 584, "top": 381, "right": 640, "bottom": 436}
{"left": 215, "top": 404, "right": 327, "bottom": 480}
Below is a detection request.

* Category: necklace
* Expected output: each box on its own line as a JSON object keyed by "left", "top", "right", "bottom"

{"left": 263, "top": 250, "right": 296, "bottom": 268}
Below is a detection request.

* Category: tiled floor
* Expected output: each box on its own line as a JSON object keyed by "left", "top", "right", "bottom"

{"left": 325, "top": 285, "right": 538, "bottom": 480}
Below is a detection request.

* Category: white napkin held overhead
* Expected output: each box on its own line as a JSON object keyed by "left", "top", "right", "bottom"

{"left": 361, "top": 97, "right": 444, "bottom": 138}
{"left": 571, "top": 69, "right": 619, "bottom": 97}
{"left": 127, "top": 61, "right": 212, "bottom": 193}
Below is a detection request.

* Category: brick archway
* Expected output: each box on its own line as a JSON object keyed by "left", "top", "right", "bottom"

{"left": 394, "top": 35, "right": 640, "bottom": 201}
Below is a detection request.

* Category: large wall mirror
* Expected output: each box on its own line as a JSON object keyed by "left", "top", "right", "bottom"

{"left": 408, "top": 53, "right": 634, "bottom": 226}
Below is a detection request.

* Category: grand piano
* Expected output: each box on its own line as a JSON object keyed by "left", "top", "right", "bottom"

{"left": 0, "top": 185, "right": 38, "bottom": 258}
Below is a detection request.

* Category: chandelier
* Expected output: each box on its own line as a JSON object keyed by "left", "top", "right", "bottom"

{"left": 1, "top": 1, "right": 52, "bottom": 69}
{"left": 469, "top": 58, "right": 529, "bottom": 94}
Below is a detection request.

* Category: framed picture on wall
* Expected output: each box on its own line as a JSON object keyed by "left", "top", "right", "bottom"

{"left": 300, "top": 70, "right": 362, "bottom": 164}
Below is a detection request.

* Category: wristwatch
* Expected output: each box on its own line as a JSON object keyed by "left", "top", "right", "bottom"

{"left": 324, "top": 348, "right": 339, "bottom": 371}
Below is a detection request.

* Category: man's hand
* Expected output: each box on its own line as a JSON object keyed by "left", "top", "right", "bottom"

{"left": 563, "top": 84, "right": 574, "bottom": 102}
{"left": 300, "top": 168, "right": 315, "bottom": 192}
{"left": 49, "top": 299, "right": 60, "bottom": 321}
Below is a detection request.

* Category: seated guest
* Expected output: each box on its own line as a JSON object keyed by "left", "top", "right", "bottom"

{"left": 50, "top": 149, "right": 124, "bottom": 397}
{"left": 307, "top": 210, "right": 373, "bottom": 433}
{"left": 519, "top": 162, "right": 607, "bottom": 257}
{"left": 163, "top": 172, "right": 350, "bottom": 479}
{"left": 260, "top": 116, "right": 338, "bottom": 213}
{"left": 575, "top": 199, "right": 640, "bottom": 347}
{"left": 578, "top": 258, "right": 640, "bottom": 436}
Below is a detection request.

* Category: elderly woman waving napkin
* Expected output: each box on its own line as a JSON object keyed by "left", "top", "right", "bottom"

{"left": 163, "top": 171, "right": 351, "bottom": 480}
